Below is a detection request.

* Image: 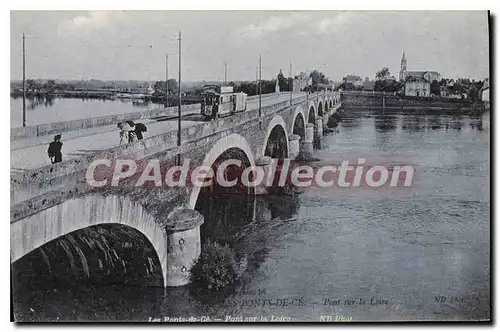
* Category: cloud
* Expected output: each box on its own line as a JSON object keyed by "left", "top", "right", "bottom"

{"left": 58, "top": 11, "right": 121, "bottom": 36}
{"left": 239, "top": 13, "right": 310, "bottom": 38}
{"left": 316, "top": 12, "right": 355, "bottom": 34}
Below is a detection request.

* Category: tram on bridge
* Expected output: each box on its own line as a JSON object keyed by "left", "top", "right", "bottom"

{"left": 200, "top": 85, "right": 248, "bottom": 120}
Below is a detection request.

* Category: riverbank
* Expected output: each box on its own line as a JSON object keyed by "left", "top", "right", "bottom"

{"left": 341, "top": 91, "right": 486, "bottom": 114}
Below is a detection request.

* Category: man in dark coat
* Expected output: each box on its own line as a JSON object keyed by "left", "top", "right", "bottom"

{"left": 47, "top": 134, "right": 63, "bottom": 164}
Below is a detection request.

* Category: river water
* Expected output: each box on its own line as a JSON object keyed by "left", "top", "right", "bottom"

{"left": 12, "top": 108, "right": 490, "bottom": 322}
{"left": 10, "top": 97, "right": 162, "bottom": 128}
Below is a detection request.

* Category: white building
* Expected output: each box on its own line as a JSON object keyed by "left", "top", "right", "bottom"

{"left": 482, "top": 78, "right": 489, "bottom": 108}
{"left": 293, "top": 72, "right": 312, "bottom": 92}
{"left": 343, "top": 75, "right": 363, "bottom": 88}
{"left": 404, "top": 76, "right": 430, "bottom": 97}
{"left": 399, "top": 51, "right": 441, "bottom": 97}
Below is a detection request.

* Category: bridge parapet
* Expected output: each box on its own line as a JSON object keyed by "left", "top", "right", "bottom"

{"left": 11, "top": 104, "right": 201, "bottom": 140}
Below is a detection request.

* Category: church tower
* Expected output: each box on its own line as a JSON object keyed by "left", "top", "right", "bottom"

{"left": 399, "top": 51, "right": 407, "bottom": 81}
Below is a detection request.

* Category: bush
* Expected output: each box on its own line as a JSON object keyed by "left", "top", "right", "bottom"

{"left": 189, "top": 239, "right": 239, "bottom": 291}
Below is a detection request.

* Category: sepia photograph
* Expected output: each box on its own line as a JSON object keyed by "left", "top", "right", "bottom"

{"left": 9, "top": 9, "right": 491, "bottom": 323}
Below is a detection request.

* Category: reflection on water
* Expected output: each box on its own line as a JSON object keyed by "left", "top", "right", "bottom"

{"left": 12, "top": 109, "right": 490, "bottom": 321}
{"left": 24, "top": 96, "right": 55, "bottom": 111}
{"left": 374, "top": 114, "right": 398, "bottom": 132}
{"left": 10, "top": 97, "right": 164, "bottom": 127}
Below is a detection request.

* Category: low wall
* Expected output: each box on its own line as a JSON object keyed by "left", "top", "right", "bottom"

{"left": 11, "top": 104, "right": 201, "bottom": 141}
{"left": 341, "top": 92, "right": 483, "bottom": 112}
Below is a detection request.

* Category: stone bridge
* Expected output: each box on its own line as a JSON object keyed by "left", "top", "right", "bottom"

{"left": 10, "top": 91, "right": 342, "bottom": 288}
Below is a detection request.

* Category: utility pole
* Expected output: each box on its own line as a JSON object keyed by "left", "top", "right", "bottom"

{"left": 224, "top": 61, "right": 227, "bottom": 84}
{"left": 177, "top": 30, "right": 182, "bottom": 166}
{"left": 289, "top": 61, "right": 293, "bottom": 106}
{"left": 22, "top": 33, "right": 26, "bottom": 127}
{"left": 259, "top": 54, "right": 262, "bottom": 118}
{"left": 306, "top": 66, "right": 309, "bottom": 106}
{"left": 165, "top": 53, "right": 169, "bottom": 108}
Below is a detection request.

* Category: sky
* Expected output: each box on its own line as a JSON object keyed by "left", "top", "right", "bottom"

{"left": 10, "top": 10, "right": 490, "bottom": 82}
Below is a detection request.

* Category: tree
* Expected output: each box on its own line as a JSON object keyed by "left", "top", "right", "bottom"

{"left": 374, "top": 78, "right": 402, "bottom": 93}
{"left": 456, "top": 78, "right": 471, "bottom": 87}
{"left": 261, "top": 80, "right": 276, "bottom": 94}
{"left": 430, "top": 80, "right": 441, "bottom": 96}
{"left": 153, "top": 79, "right": 178, "bottom": 96}
{"left": 237, "top": 82, "right": 258, "bottom": 96}
{"left": 277, "top": 69, "right": 286, "bottom": 91}
{"left": 468, "top": 81, "right": 483, "bottom": 101}
{"left": 26, "top": 79, "right": 36, "bottom": 93}
{"left": 310, "top": 70, "right": 328, "bottom": 86}
{"left": 376, "top": 67, "right": 391, "bottom": 81}
{"left": 45, "top": 80, "right": 56, "bottom": 93}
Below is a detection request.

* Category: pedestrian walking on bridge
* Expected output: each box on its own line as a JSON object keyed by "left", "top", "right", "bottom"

{"left": 47, "top": 134, "right": 63, "bottom": 164}
{"left": 134, "top": 122, "right": 147, "bottom": 140}
{"left": 117, "top": 122, "right": 132, "bottom": 145}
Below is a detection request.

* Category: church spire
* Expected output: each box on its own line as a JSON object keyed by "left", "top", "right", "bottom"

{"left": 399, "top": 50, "right": 407, "bottom": 81}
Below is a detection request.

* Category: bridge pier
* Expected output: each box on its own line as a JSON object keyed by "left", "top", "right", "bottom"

{"left": 165, "top": 208, "right": 204, "bottom": 287}
{"left": 314, "top": 118, "right": 323, "bottom": 148}
{"left": 322, "top": 114, "right": 329, "bottom": 132}
{"left": 299, "top": 123, "right": 314, "bottom": 160}
{"left": 288, "top": 134, "right": 300, "bottom": 160}
{"left": 315, "top": 118, "right": 323, "bottom": 138}
{"left": 254, "top": 156, "right": 272, "bottom": 195}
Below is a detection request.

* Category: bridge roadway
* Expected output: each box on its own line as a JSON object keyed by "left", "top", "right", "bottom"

{"left": 11, "top": 92, "right": 303, "bottom": 171}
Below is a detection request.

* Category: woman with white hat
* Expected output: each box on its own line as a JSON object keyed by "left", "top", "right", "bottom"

{"left": 117, "top": 122, "right": 132, "bottom": 145}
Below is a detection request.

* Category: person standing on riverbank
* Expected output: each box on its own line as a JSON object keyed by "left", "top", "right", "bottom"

{"left": 47, "top": 134, "right": 63, "bottom": 164}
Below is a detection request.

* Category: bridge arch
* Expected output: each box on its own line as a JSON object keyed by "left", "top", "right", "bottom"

{"left": 10, "top": 194, "right": 169, "bottom": 286}
{"left": 291, "top": 106, "right": 306, "bottom": 139}
{"left": 189, "top": 133, "right": 255, "bottom": 210}
{"left": 262, "top": 115, "right": 289, "bottom": 159}
{"left": 307, "top": 102, "right": 317, "bottom": 124}
{"left": 317, "top": 101, "right": 324, "bottom": 117}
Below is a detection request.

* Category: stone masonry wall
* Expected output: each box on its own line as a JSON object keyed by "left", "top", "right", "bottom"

{"left": 341, "top": 91, "right": 482, "bottom": 111}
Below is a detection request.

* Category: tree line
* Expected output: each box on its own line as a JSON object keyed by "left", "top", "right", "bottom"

{"left": 13, "top": 68, "right": 332, "bottom": 99}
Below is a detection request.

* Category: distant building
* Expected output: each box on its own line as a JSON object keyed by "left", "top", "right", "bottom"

{"left": 362, "top": 77, "right": 375, "bottom": 91}
{"left": 404, "top": 75, "right": 430, "bottom": 97}
{"left": 403, "top": 71, "right": 441, "bottom": 83}
{"left": 293, "top": 72, "right": 312, "bottom": 92}
{"left": 399, "top": 51, "right": 441, "bottom": 97}
{"left": 343, "top": 75, "right": 363, "bottom": 88}
{"left": 440, "top": 84, "right": 449, "bottom": 98}
{"left": 481, "top": 78, "right": 489, "bottom": 106}
{"left": 131, "top": 84, "right": 154, "bottom": 96}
